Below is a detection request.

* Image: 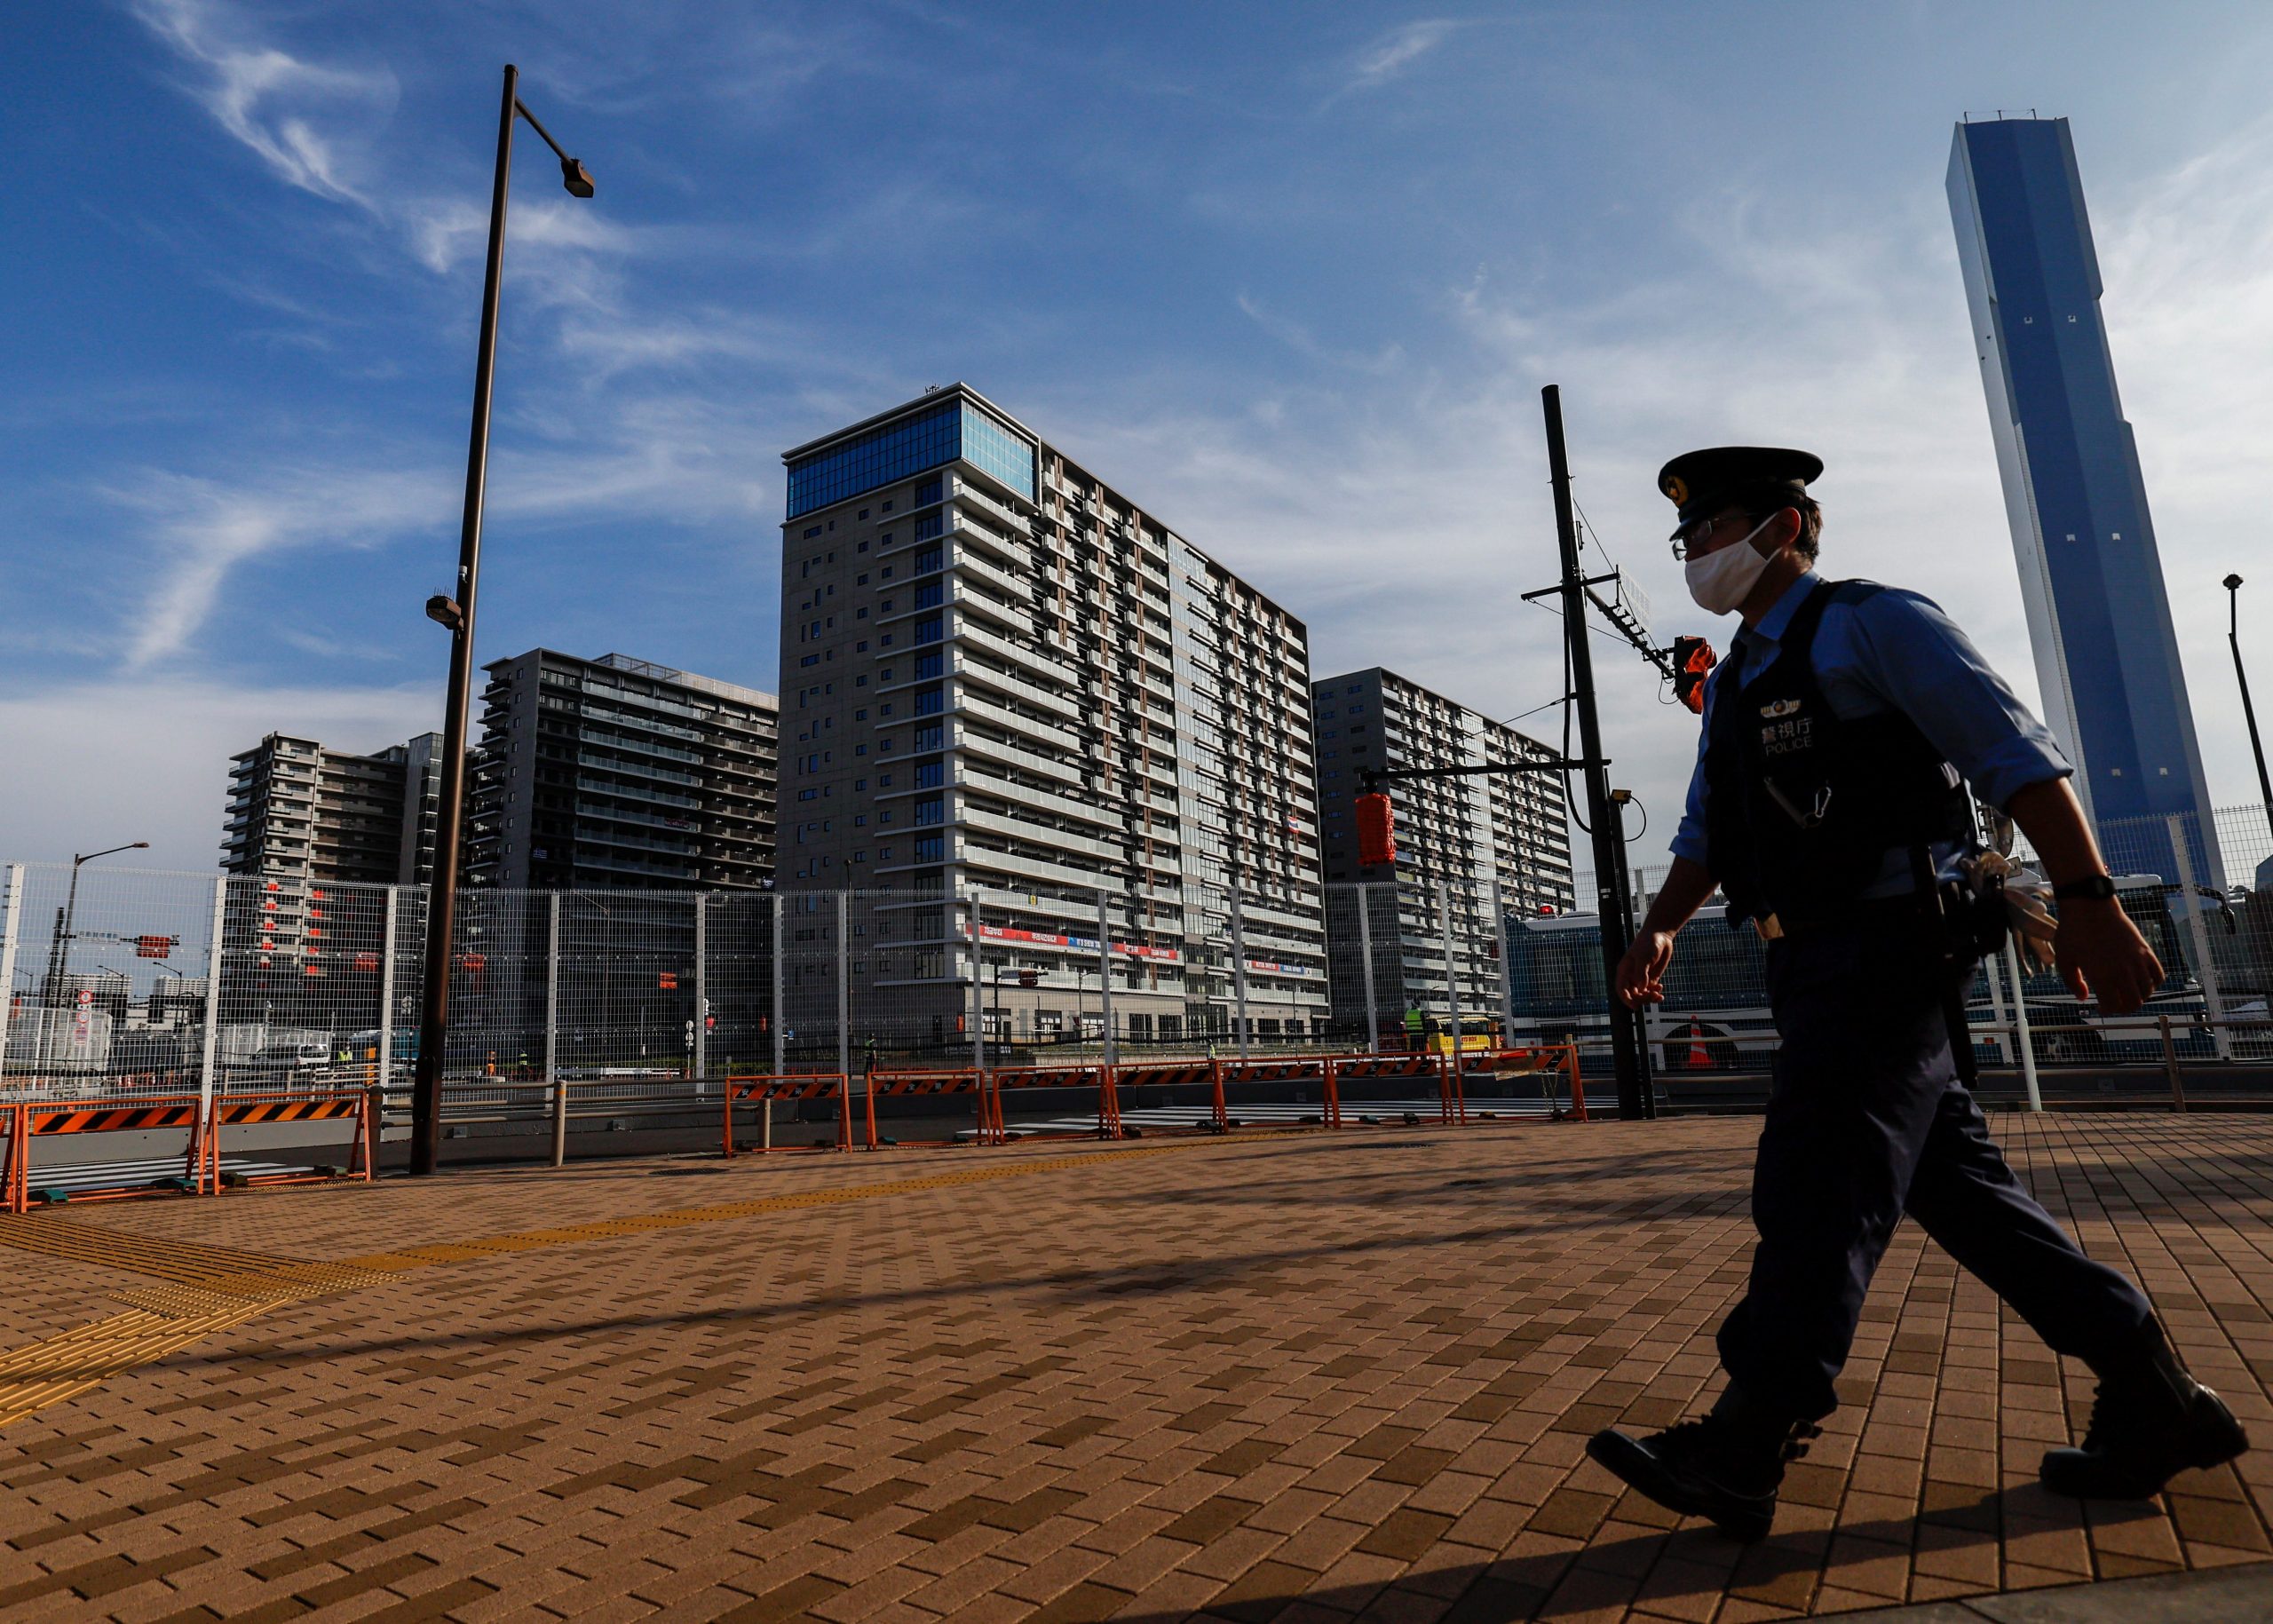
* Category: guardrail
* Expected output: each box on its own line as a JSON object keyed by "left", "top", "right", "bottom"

{"left": 1651, "top": 1014, "right": 2273, "bottom": 1114}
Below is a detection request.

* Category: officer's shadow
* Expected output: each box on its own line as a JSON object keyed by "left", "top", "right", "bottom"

{"left": 1108, "top": 1479, "right": 2174, "bottom": 1620}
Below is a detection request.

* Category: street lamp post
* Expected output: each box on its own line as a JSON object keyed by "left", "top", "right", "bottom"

{"left": 44, "top": 842, "right": 149, "bottom": 1005}
{"left": 409, "top": 66, "right": 595, "bottom": 1176}
{"left": 2225, "top": 574, "right": 2273, "bottom": 849}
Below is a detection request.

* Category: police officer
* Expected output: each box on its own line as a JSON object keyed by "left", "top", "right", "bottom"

{"left": 1587, "top": 447, "right": 2247, "bottom": 1541}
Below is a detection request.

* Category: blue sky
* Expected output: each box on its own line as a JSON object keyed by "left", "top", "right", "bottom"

{"left": 7, "top": 3, "right": 2273, "bottom": 874}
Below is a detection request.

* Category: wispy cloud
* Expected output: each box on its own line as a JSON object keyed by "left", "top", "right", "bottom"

{"left": 1343, "top": 20, "right": 1460, "bottom": 93}
{"left": 1235, "top": 293, "right": 1404, "bottom": 375}
{"left": 130, "top": 0, "right": 397, "bottom": 207}
{"left": 109, "top": 466, "right": 454, "bottom": 670}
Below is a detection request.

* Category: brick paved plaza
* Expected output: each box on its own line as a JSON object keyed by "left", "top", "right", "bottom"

{"left": 4, "top": 1113, "right": 2272, "bottom": 1621}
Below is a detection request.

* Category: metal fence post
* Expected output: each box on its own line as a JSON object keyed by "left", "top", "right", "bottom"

{"left": 1097, "top": 890, "right": 1116, "bottom": 1066}
{"left": 970, "top": 894, "right": 986, "bottom": 1073}
{"left": 548, "top": 893, "right": 565, "bottom": 1167}
{"left": 2168, "top": 814, "right": 2232, "bottom": 1062}
{"left": 693, "top": 891, "right": 709, "bottom": 1091}
{"left": 1357, "top": 882, "right": 1379, "bottom": 1055}
{"left": 1490, "top": 874, "right": 1514, "bottom": 1048}
{"left": 1438, "top": 880, "right": 1463, "bottom": 1098}
{"left": 0, "top": 864, "right": 21, "bottom": 1083}
{"left": 377, "top": 887, "right": 399, "bottom": 1101}
{"left": 767, "top": 890, "right": 782, "bottom": 1150}
{"left": 2005, "top": 938, "right": 2042, "bottom": 1113}
{"left": 2158, "top": 1013, "right": 2188, "bottom": 1113}
{"left": 199, "top": 875, "right": 226, "bottom": 1114}
{"left": 1229, "top": 890, "right": 1251, "bottom": 1058}
{"left": 836, "top": 891, "right": 851, "bottom": 1085}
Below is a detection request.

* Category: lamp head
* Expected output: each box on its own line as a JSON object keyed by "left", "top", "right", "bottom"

{"left": 561, "top": 156, "right": 595, "bottom": 198}
{"left": 2226, "top": 574, "right": 2245, "bottom": 592}
{"left": 131, "top": 842, "right": 149, "bottom": 850}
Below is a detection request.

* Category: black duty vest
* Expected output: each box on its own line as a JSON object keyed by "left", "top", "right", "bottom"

{"left": 1701, "top": 579, "right": 1973, "bottom": 930}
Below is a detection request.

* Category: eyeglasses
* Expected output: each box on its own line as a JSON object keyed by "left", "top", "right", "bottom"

{"left": 1668, "top": 512, "right": 1750, "bottom": 561}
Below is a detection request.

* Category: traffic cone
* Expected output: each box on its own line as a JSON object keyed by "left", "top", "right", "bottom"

{"left": 1686, "top": 1020, "right": 1711, "bottom": 1070}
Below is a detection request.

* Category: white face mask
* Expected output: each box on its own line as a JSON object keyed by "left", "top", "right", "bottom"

{"left": 1683, "top": 516, "right": 1778, "bottom": 614}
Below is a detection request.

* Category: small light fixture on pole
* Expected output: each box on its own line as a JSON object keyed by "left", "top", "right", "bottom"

{"left": 2225, "top": 574, "right": 2273, "bottom": 849}
{"left": 44, "top": 842, "right": 149, "bottom": 1005}
{"left": 409, "top": 65, "right": 596, "bottom": 1177}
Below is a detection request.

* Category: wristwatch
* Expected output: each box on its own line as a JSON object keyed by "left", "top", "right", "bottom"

{"left": 2052, "top": 874, "right": 2118, "bottom": 902}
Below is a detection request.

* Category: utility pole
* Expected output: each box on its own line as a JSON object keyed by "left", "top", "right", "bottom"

{"left": 1541, "top": 385, "right": 1646, "bottom": 1119}
{"left": 2226, "top": 575, "right": 2273, "bottom": 844}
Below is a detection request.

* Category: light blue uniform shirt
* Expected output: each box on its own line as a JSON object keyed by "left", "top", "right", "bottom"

{"left": 1670, "top": 571, "right": 2071, "bottom": 896}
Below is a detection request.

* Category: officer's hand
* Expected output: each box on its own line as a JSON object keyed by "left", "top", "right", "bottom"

{"left": 1615, "top": 931, "right": 1675, "bottom": 1009}
{"left": 2055, "top": 899, "right": 2164, "bottom": 1016}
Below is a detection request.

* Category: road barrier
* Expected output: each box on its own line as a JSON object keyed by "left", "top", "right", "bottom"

{"left": 861, "top": 1068, "right": 986, "bottom": 1149}
{"left": 981, "top": 1063, "right": 1113, "bottom": 1144}
{"left": 2, "top": 1094, "right": 205, "bottom": 1212}
{"left": 721, "top": 1074, "right": 850, "bottom": 1157}
{"left": 197, "top": 1088, "right": 375, "bottom": 1195}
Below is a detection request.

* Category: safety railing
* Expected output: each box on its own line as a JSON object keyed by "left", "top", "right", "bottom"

{"left": 721, "top": 1074, "right": 851, "bottom": 1157}
{"left": 1650, "top": 1014, "right": 2273, "bottom": 1117}
{"left": 0, "top": 1083, "right": 375, "bottom": 1211}
{"left": 862, "top": 1068, "right": 986, "bottom": 1149}
{"left": 2, "top": 1094, "right": 204, "bottom": 1212}
{"left": 196, "top": 1086, "right": 376, "bottom": 1195}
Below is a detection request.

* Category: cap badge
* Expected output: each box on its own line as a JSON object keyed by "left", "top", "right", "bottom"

{"left": 1663, "top": 474, "right": 1689, "bottom": 506}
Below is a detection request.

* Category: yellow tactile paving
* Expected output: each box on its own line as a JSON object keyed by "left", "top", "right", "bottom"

{"left": 0, "top": 1131, "right": 1289, "bottom": 1435}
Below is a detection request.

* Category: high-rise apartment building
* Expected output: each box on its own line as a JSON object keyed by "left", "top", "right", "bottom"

{"left": 1311, "top": 668, "right": 1572, "bottom": 1035}
{"left": 220, "top": 732, "right": 452, "bottom": 887}
{"left": 1949, "top": 115, "right": 2218, "bottom": 881}
{"left": 218, "top": 731, "right": 454, "bottom": 1004}
{"left": 777, "top": 384, "right": 1327, "bottom": 1044}
{"left": 463, "top": 650, "right": 778, "bottom": 891}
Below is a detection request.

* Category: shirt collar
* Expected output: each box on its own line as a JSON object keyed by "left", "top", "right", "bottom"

{"left": 1738, "top": 569, "right": 1823, "bottom": 654}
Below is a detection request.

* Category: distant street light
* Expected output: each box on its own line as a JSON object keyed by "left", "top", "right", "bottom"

{"left": 44, "top": 842, "right": 148, "bottom": 1004}
{"left": 2225, "top": 574, "right": 2273, "bottom": 848}
{"left": 410, "top": 66, "right": 597, "bottom": 1177}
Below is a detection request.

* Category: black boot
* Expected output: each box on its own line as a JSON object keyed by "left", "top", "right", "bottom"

{"left": 2040, "top": 1323, "right": 2249, "bottom": 1499}
{"left": 1586, "top": 1385, "right": 1820, "bottom": 1542}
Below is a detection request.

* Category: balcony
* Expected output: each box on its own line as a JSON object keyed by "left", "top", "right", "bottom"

{"left": 951, "top": 656, "right": 1081, "bottom": 723}
{"left": 952, "top": 689, "right": 1082, "bottom": 752}
{"left": 956, "top": 840, "right": 1123, "bottom": 893}
{"left": 960, "top": 802, "right": 1124, "bottom": 865}
{"left": 954, "top": 725, "right": 1085, "bottom": 789}
{"left": 955, "top": 619, "right": 1076, "bottom": 688}
{"left": 957, "top": 761, "right": 1122, "bottom": 835}
{"left": 949, "top": 545, "right": 1032, "bottom": 603}
{"left": 951, "top": 476, "right": 1034, "bottom": 531}
{"left": 951, "top": 508, "right": 1026, "bottom": 568}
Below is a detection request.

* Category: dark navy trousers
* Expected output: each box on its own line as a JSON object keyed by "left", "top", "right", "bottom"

{"left": 1715, "top": 924, "right": 2154, "bottom": 1422}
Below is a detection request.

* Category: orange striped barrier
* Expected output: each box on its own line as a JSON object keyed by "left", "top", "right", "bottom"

{"left": 4, "top": 1094, "right": 207, "bottom": 1213}
{"left": 199, "top": 1089, "right": 376, "bottom": 1195}
{"left": 979, "top": 1064, "right": 1113, "bottom": 1144}
{"left": 861, "top": 1069, "right": 985, "bottom": 1150}
{"left": 721, "top": 1074, "right": 851, "bottom": 1156}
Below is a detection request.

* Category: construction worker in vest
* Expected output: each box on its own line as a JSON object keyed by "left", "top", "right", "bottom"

{"left": 1588, "top": 446, "right": 2245, "bottom": 1541}
{"left": 1402, "top": 1004, "right": 1426, "bottom": 1052}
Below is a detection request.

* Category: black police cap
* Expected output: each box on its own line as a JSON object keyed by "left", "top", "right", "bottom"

{"left": 1658, "top": 447, "right": 1824, "bottom": 526}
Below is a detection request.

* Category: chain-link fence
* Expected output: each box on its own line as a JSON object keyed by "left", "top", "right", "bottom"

{"left": 10, "top": 800, "right": 2273, "bottom": 1110}
{"left": 1547, "top": 801, "right": 2273, "bottom": 1088}
{"left": 0, "top": 865, "right": 1510, "bottom": 1104}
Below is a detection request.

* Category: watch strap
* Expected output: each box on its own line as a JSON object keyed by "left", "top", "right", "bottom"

{"left": 2052, "top": 874, "right": 2117, "bottom": 902}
